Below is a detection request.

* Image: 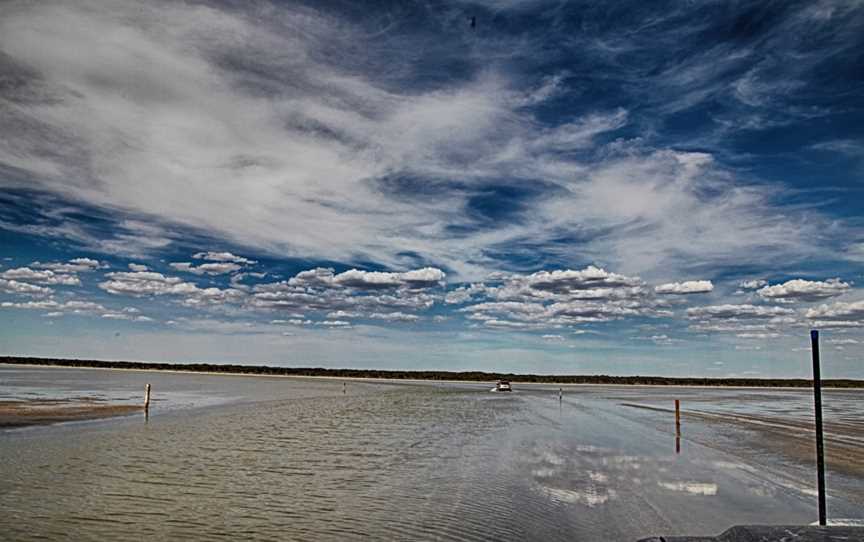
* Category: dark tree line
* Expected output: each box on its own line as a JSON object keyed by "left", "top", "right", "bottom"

{"left": 2, "top": 356, "right": 862, "bottom": 388}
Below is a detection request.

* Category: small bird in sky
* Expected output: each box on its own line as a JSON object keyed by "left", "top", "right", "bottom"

{"left": 470, "top": 16, "right": 476, "bottom": 29}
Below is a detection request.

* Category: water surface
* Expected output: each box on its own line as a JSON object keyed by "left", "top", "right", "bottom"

{"left": 1, "top": 367, "right": 862, "bottom": 541}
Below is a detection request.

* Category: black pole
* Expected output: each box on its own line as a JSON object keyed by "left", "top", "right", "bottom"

{"left": 810, "top": 329, "right": 827, "bottom": 526}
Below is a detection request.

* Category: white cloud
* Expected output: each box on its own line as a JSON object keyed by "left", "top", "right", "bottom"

{"left": 326, "top": 310, "right": 359, "bottom": 319}
{"left": 368, "top": 312, "right": 419, "bottom": 322}
{"left": 170, "top": 262, "right": 242, "bottom": 275}
{"left": 634, "top": 334, "right": 678, "bottom": 344}
{"left": 101, "top": 312, "right": 152, "bottom": 322}
{"left": 1, "top": 299, "right": 105, "bottom": 314}
{"left": 0, "top": 0, "right": 833, "bottom": 283}
{"left": 444, "top": 283, "right": 486, "bottom": 304}
{"left": 98, "top": 271, "right": 244, "bottom": 306}
{"left": 99, "top": 271, "right": 197, "bottom": 297}
{"left": 193, "top": 252, "right": 256, "bottom": 265}
{"left": 454, "top": 265, "right": 681, "bottom": 332}
{"left": 33, "top": 258, "right": 101, "bottom": 273}
{"left": 810, "top": 139, "right": 863, "bottom": 157}
{"left": 246, "top": 267, "right": 444, "bottom": 326}
{"left": 827, "top": 338, "right": 859, "bottom": 345}
{"left": 522, "top": 266, "right": 642, "bottom": 293}
{"left": 738, "top": 279, "right": 767, "bottom": 290}
{"left": 318, "top": 320, "right": 351, "bottom": 327}
{"left": 286, "top": 267, "right": 445, "bottom": 290}
{"left": 806, "top": 300, "right": 864, "bottom": 322}
{"left": 0, "top": 279, "right": 53, "bottom": 297}
{"left": 532, "top": 150, "right": 828, "bottom": 278}
{"left": 808, "top": 320, "right": 863, "bottom": 329}
{"left": 654, "top": 280, "right": 713, "bottom": 294}
{"left": 687, "top": 304, "right": 795, "bottom": 319}
{"left": 128, "top": 263, "right": 149, "bottom": 272}
{"left": 0, "top": 267, "right": 80, "bottom": 286}
{"left": 336, "top": 268, "right": 446, "bottom": 289}
{"left": 757, "top": 278, "right": 850, "bottom": 302}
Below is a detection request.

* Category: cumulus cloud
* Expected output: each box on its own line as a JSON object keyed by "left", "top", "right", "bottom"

{"left": 193, "top": 252, "right": 256, "bottom": 265}
{"left": 738, "top": 279, "right": 767, "bottom": 290}
{"left": 686, "top": 302, "right": 800, "bottom": 336}
{"left": 245, "top": 266, "right": 444, "bottom": 326}
{"left": 687, "top": 304, "right": 795, "bottom": 320}
{"left": 33, "top": 258, "right": 101, "bottom": 273}
{"left": 453, "top": 265, "right": 683, "bottom": 332}
{"left": 98, "top": 271, "right": 244, "bottom": 307}
{"left": 808, "top": 320, "right": 863, "bottom": 329}
{"left": 806, "top": 300, "right": 864, "bottom": 322}
{"left": 654, "top": 280, "right": 713, "bottom": 294}
{"left": 368, "top": 312, "right": 420, "bottom": 322}
{"left": 523, "top": 266, "right": 642, "bottom": 293}
{"left": 101, "top": 311, "right": 152, "bottom": 322}
{"left": 0, "top": 267, "right": 80, "bottom": 286}
{"left": 128, "top": 263, "right": 149, "bottom": 272}
{"left": 285, "top": 267, "right": 445, "bottom": 290}
{"left": 319, "top": 320, "right": 351, "bottom": 327}
{"left": 736, "top": 332, "right": 780, "bottom": 339}
{"left": 102, "top": 307, "right": 153, "bottom": 322}
{"left": 170, "top": 262, "right": 242, "bottom": 275}
{"left": 757, "top": 278, "right": 850, "bottom": 302}
{"left": 326, "top": 310, "right": 359, "bottom": 319}
{"left": 99, "top": 271, "right": 198, "bottom": 297}
{"left": 0, "top": 278, "right": 53, "bottom": 296}
{"left": 444, "top": 284, "right": 486, "bottom": 304}
{"left": 1, "top": 299, "right": 105, "bottom": 314}
{"left": 335, "top": 268, "right": 445, "bottom": 289}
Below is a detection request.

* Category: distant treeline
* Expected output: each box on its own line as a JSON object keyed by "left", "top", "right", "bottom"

{"left": 3, "top": 356, "right": 863, "bottom": 388}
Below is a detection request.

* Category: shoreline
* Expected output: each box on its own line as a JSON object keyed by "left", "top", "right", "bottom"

{"left": 2, "top": 358, "right": 863, "bottom": 390}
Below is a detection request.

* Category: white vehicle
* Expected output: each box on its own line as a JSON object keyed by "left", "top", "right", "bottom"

{"left": 494, "top": 380, "right": 512, "bottom": 392}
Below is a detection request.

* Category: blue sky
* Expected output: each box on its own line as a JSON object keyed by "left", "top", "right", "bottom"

{"left": 1, "top": 0, "right": 863, "bottom": 377}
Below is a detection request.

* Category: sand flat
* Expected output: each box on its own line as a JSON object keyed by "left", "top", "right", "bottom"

{"left": 0, "top": 399, "right": 142, "bottom": 428}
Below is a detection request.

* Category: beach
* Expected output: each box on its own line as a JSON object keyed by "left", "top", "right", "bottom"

{"left": 1, "top": 365, "right": 862, "bottom": 541}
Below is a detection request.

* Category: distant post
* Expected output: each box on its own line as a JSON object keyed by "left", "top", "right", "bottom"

{"left": 810, "top": 330, "right": 827, "bottom": 526}
{"left": 144, "top": 383, "right": 151, "bottom": 412}
{"left": 674, "top": 399, "right": 681, "bottom": 435}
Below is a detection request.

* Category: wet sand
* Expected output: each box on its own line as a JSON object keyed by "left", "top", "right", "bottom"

{"left": 0, "top": 399, "right": 142, "bottom": 428}
{"left": 621, "top": 401, "right": 864, "bottom": 478}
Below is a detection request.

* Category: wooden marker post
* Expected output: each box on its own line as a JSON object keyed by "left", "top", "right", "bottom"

{"left": 144, "top": 384, "right": 151, "bottom": 411}
{"left": 811, "top": 330, "right": 827, "bottom": 526}
{"left": 675, "top": 399, "right": 681, "bottom": 435}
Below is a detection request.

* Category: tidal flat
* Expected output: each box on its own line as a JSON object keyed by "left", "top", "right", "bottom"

{"left": 1, "top": 365, "right": 862, "bottom": 541}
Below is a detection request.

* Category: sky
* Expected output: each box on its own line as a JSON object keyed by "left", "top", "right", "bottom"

{"left": 1, "top": 0, "right": 863, "bottom": 377}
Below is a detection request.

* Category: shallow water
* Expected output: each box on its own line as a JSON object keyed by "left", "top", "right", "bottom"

{"left": 1, "top": 367, "right": 862, "bottom": 541}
